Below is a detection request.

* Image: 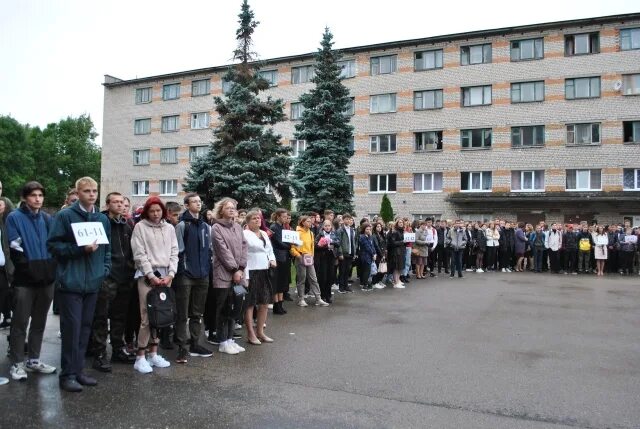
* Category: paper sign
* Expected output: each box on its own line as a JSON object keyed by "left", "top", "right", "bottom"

{"left": 403, "top": 232, "right": 416, "bottom": 243}
{"left": 282, "top": 229, "right": 301, "bottom": 245}
{"left": 624, "top": 235, "right": 638, "bottom": 244}
{"left": 71, "top": 222, "right": 109, "bottom": 246}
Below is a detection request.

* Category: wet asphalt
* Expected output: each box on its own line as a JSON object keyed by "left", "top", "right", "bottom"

{"left": 0, "top": 272, "right": 639, "bottom": 429}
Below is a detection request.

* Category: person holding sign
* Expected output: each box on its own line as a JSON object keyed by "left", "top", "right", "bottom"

{"left": 48, "top": 177, "right": 111, "bottom": 392}
{"left": 269, "top": 208, "right": 292, "bottom": 315}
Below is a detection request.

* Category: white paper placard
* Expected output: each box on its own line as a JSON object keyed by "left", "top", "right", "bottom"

{"left": 282, "top": 229, "right": 301, "bottom": 245}
{"left": 624, "top": 235, "right": 638, "bottom": 244}
{"left": 71, "top": 222, "right": 109, "bottom": 246}
{"left": 403, "top": 232, "right": 416, "bottom": 243}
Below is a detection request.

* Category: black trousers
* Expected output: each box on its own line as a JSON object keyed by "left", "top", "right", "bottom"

{"left": 359, "top": 259, "right": 372, "bottom": 287}
{"left": 89, "top": 278, "right": 132, "bottom": 355}
{"left": 607, "top": 248, "right": 618, "bottom": 272}
{"left": 499, "top": 248, "right": 512, "bottom": 269}
{"left": 548, "top": 250, "right": 560, "bottom": 273}
{"left": 620, "top": 251, "right": 635, "bottom": 273}
{"left": 212, "top": 288, "right": 234, "bottom": 343}
{"left": 435, "top": 245, "right": 448, "bottom": 271}
{"left": 485, "top": 247, "right": 497, "bottom": 270}
{"left": 59, "top": 290, "right": 98, "bottom": 379}
{"left": 315, "top": 251, "right": 336, "bottom": 301}
{"left": 338, "top": 256, "right": 353, "bottom": 290}
{"left": 174, "top": 275, "right": 209, "bottom": 347}
{"left": 564, "top": 249, "right": 577, "bottom": 273}
{"left": 0, "top": 267, "right": 11, "bottom": 319}
{"left": 124, "top": 282, "right": 140, "bottom": 345}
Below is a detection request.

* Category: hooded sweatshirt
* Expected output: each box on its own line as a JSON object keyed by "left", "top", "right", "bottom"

{"left": 131, "top": 219, "right": 178, "bottom": 279}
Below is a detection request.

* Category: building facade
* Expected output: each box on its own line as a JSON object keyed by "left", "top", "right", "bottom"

{"left": 102, "top": 13, "right": 640, "bottom": 225}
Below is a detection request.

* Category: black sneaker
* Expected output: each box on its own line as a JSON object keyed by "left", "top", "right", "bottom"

{"left": 283, "top": 293, "right": 293, "bottom": 301}
{"left": 207, "top": 332, "right": 219, "bottom": 345}
{"left": 189, "top": 344, "right": 213, "bottom": 357}
{"left": 92, "top": 354, "right": 112, "bottom": 373}
{"left": 232, "top": 332, "right": 242, "bottom": 339}
{"left": 429, "top": 272, "right": 436, "bottom": 278}
{"left": 337, "top": 289, "right": 347, "bottom": 294}
{"left": 176, "top": 347, "right": 188, "bottom": 363}
{"left": 0, "top": 319, "right": 11, "bottom": 329}
{"left": 112, "top": 347, "right": 136, "bottom": 364}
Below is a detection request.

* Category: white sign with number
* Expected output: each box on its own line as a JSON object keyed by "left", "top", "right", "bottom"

{"left": 403, "top": 232, "right": 416, "bottom": 243}
{"left": 625, "top": 235, "right": 638, "bottom": 244}
{"left": 282, "top": 229, "right": 302, "bottom": 245}
{"left": 71, "top": 222, "right": 109, "bottom": 246}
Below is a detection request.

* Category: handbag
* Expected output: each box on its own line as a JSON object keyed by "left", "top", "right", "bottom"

{"left": 146, "top": 286, "right": 177, "bottom": 329}
{"left": 226, "top": 282, "right": 248, "bottom": 319}
{"left": 303, "top": 253, "right": 314, "bottom": 266}
{"left": 370, "top": 261, "right": 378, "bottom": 276}
{"left": 378, "top": 261, "right": 388, "bottom": 273}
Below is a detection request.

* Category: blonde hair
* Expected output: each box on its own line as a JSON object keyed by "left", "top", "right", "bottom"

{"left": 213, "top": 197, "right": 238, "bottom": 219}
{"left": 75, "top": 176, "right": 97, "bottom": 190}
{"left": 245, "top": 209, "right": 261, "bottom": 228}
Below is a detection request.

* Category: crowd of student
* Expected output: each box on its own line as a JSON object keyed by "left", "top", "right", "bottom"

{"left": 0, "top": 176, "right": 638, "bottom": 390}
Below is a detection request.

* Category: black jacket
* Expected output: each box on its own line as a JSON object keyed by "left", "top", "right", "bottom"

{"left": 269, "top": 222, "right": 291, "bottom": 263}
{"left": 102, "top": 211, "right": 135, "bottom": 284}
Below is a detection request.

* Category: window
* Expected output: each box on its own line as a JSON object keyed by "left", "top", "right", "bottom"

{"left": 160, "top": 147, "right": 178, "bottom": 164}
{"left": 623, "top": 169, "right": 640, "bottom": 190}
{"left": 414, "top": 89, "right": 443, "bottom": 110}
{"left": 189, "top": 146, "right": 208, "bottom": 162}
{"left": 290, "top": 102, "right": 305, "bottom": 120}
{"left": 191, "top": 112, "right": 209, "bottom": 129}
{"left": 348, "top": 137, "right": 355, "bottom": 152}
{"left": 413, "top": 173, "right": 443, "bottom": 192}
{"left": 135, "top": 87, "right": 152, "bottom": 104}
{"left": 461, "top": 171, "right": 492, "bottom": 192}
{"left": 259, "top": 70, "right": 277, "bottom": 86}
{"left": 565, "top": 77, "right": 600, "bottom": 99}
{"left": 344, "top": 98, "right": 355, "bottom": 116}
{"left": 511, "top": 170, "right": 545, "bottom": 191}
{"left": 337, "top": 60, "right": 356, "bottom": 79}
{"left": 413, "top": 214, "right": 441, "bottom": 221}
{"left": 161, "top": 115, "right": 180, "bottom": 133}
{"left": 369, "top": 134, "right": 397, "bottom": 153}
{"left": 414, "top": 49, "right": 443, "bottom": 71}
{"left": 414, "top": 131, "right": 443, "bottom": 151}
{"left": 370, "top": 55, "right": 397, "bottom": 75}
{"left": 162, "top": 83, "right": 180, "bottom": 100}
{"left": 461, "top": 43, "right": 492, "bottom": 65}
{"left": 461, "top": 128, "right": 492, "bottom": 149}
{"left": 566, "top": 169, "right": 601, "bottom": 191}
{"left": 622, "top": 73, "right": 640, "bottom": 96}
{"left": 511, "top": 81, "right": 544, "bottom": 103}
{"left": 133, "top": 149, "right": 150, "bottom": 166}
{"left": 565, "top": 33, "right": 599, "bottom": 56}
{"left": 191, "top": 79, "right": 210, "bottom": 97}
{"left": 159, "top": 180, "right": 178, "bottom": 196}
{"left": 347, "top": 175, "right": 354, "bottom": 191}
{"left": 290, "top": 140, "right": 306, "bottom": 157}
{"left": 134, "top": 118, "right": 151, "bottom": 135}
{"left": 462, "top": 85, "right": 492, "bottom": 106}
{"left": 566, "top": 123, "right": 600, "bottom": 145}
{"left": 291, "top": 65, "right": 315, "bottom": 84}
{"left": 132, "top": 180, "right": 149, "bottom": 196}
{"left": 621, "top": 28, "right": 640, "bottom": 51}
{"left": 510, "top": 38, "right": 544, "bottom": 61}
{"left": 369, "top": 174, "right": 397, "bottom": 193}
{"left": 623, "top": 121, "right": 640, "bottom": 143}
{"left": 370, "top": 93, "right": 397, "bottom": 113}
{"left": 511, "top": 126, "right": 545, "bottom": 147}
{"left": 221, "top": 79, "right": 235, "bottom": 95}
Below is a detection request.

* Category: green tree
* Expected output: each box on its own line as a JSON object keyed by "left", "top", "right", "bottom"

{"left": 380, "top": 194, "right": 394, "bottom": 223}
{"left": 0, "top": 116, "right": 34, "bottom": 202}
{"left": 185, "top": 0, "right": 292, "bottom": 211}
{"left": 291, "top": 27, "right": 354, "bottom": 214}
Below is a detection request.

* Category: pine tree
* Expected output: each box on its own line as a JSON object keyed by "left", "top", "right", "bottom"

{"left": 380, "top": 194, "right": 394, "bottom": 223}
{"left": 291, "top": 27, "right": 354, "bottom": 215}
{"left": 184, "top": 0, "right": 292, "bottom": 211}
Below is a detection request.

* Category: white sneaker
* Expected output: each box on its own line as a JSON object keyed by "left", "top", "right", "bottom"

{"left": 506, "top": 268, "right": 513, "bottom": 273}
{"left": 10, "top": 363, "right": 27, "bottom": 381}
{"left": 476, "top": 268, "right": 484, "bottom": 273}
{"left": 25, "top": 360, "right": 56, "bottom": 374}
{"left": 148, "top": 354, "right": 170, "bottom": 368}
{"left": 134, "top": 357, "right": 153, "bottom": 374}
{"left": 393, "top": 283, "right": 405, "bottom": 289}
{"left": 331, "top": 284, "right": 339, "bottom": 291}
{"left": 219, "top": 341, "right": 240, "bottom": 355}
{"left": 234, "top": 323, "right": 242, "bottom": 330}
{"left": 0, "top": 376, "right": 8, "bottom": 385}
{"left": 267, "top": 304, "right": 273, "bottom": 309}
{"left": 501, "top": 268, "right": 507, "bottom": 273}
{"left": 230, "top": 340, "right": 246, "bottom": 353}
{"left": 315, "top": 298, "right": 330, "bottom": 307}
{"left": 373, "top": 282, "right": 385, "bottom": 289}
{"left": 465, "top": 268, "right": 473, "bottom": 272}
{"left": 297, "top": 298, "right": 308, "bottom": 307}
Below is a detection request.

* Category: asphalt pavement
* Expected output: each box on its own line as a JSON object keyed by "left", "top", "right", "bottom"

{"left": 0, "top": 271, "right": 639, "bottom": 429}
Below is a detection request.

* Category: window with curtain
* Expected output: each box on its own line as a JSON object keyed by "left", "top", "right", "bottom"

{"left": 337, "top": 60, "right": 356, "bottom": 78}
{"left": 370, "top": 93, "right": 397, "bottom": 113}
{"left": 622, "top": 73, "right": 640, "bottom": 96}
{"left": 191, "top": 79, "right": 210, "bottom": 97}
{"left": 132, "top": 181, "right": 149, "bottom": 196}
{"left": 462, "top": 86, "right": 492, "bottom": 106}
{"left": 511, "top": 170, "right": 544, "bottom": 191}
{"left": 190, "top": 112, "right": 209, "bottom": 129}
{"left": 511, "top": 81, "right": 544, "bottom": 103}
{"left": 414, "top": 49, "right": 443, "bottom": 70}
{"left": 289, "top": 140, "right": 306, "bottom": 158}
{"left": 370, "top": 55, "right": 397, "bottom": 75}
{"left": 620, "top": 28, "right": 640, "bottom": 51}
{"left": 133, "top": 149, "right": 150, "bottom": 165}
{"left": 565, "top": 33, "right": 599, "bottom": 55}
{"left": 259, "top": 70, "right": 277, "bottom": 86}
{"left": 134, "top": 118, "right": 151, "bottom": 135}
{"left": 291, "top": 65, "right": 315, "bottom": 84}
{"left": 461, "top": 171, "right": 492, "bottom": 191}
{"left": 565, "top": 77, "right": 600, "bottom": 99}
{"left": 461, "top": 43, "right": 492, "bottom": 65}
{"left": 160, "top": 148, "right": 178, "bottom": 164}
{"left": 135, "top": 87, "right": 152, "bottom": 104}
{"left": 370, "top": 135, "right": 397, "bottom": 153}
{"left": 162, "top": 83, "right": 180, "bottom": 100}
{"left": 413, "top": 173, "right": 443, "bottom": 192}
{"left": 161, "top": 115, "right": 180, "bottom": 133}
{"left": 566, "top": 123, "right": 600, "bottom": 145}
{"left": 290, "top": 102, "right": 305, "bottom": 120}
{"left": 159, "top": 180, "right": 178, "bottom": 196}
{"left": 189, "top": 146, "right": 208, "bottom": 162}
{"left": 414, "top": 89, "right": 443, "bottom": 110}
{"left": 623, "top": 169, "right": 640, "bottom": 190}
{"left": 510, "top": 38, "right": 544, "bottom": 61}
{"left": 566, "top": 169, "right": 601, "bottom": 190}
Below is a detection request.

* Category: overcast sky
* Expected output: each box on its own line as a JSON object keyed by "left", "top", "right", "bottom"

{"left": 1, "top": 0, "right": 638, "bottom": 145}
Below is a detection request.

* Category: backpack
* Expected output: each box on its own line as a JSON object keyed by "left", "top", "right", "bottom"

{"left": 579, "top": 238, "right": 591, "bottom": 252}
{"left": 146, "top": 286, "right": 177, "bottom": 329}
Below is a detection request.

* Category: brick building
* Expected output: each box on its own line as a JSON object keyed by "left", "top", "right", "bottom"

{"left": 102, "top": 13, "right": 640, "bottom": 225}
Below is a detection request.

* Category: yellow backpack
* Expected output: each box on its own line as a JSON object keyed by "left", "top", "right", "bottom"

{"left": 579, "top": 238, "right": 591, "bottom": 251}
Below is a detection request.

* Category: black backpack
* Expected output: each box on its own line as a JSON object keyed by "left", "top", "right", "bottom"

{"left": 146, "top": 286, "right": 177, "bottom": 329}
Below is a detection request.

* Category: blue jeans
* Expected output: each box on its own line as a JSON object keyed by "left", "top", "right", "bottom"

{"left": 402, "top": 247, "right": 411, "bottom": 276}
{"left": 450, "top": 250, "right": 463, "bottom": 275}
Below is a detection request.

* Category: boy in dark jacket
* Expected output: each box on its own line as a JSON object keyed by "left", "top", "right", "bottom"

{"left": 48, "top": 177, "right": 111, "bottom": 392}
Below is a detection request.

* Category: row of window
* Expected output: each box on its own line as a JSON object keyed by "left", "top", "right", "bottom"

{"left": 134, "top": 112, "right": 211, "bottom": 135}
{"left": 132, "top": 146, "right": 208, "bottom": 165}
{"left": 133, "top": 28, "right": 640, "bottom": 103}
{"left": 132, "top": 180, "right": 178, "bottom": 197}
{"left": 368, "top": 168, "right": 640, "bottom": 193}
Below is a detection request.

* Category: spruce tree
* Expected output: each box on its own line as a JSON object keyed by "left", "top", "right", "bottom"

{"left": 291, "top": 27, "right": 354, "bottom": 214}
{"left": 185, "top": 0, "right": 292, "bottom": 211}
{"left": 380, "top": 194, "right": 394, "bottom": 223}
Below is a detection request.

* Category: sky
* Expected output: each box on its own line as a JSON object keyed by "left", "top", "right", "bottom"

{"left": 0, "top": 0, "right": 638, "bottom": 146}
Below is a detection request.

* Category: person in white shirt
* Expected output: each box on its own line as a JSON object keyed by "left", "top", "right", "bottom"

{"left": 243, "top": 210, "right": 276, "bottom": 345}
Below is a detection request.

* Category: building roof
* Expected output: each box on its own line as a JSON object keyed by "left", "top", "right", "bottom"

{"left": 103, "top": 12, "right": 640, "bottom": 88}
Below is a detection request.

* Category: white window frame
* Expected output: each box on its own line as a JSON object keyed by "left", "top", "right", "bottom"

{"left": 414, "top": 49, "right": 443, "bottom": 71}
{"left": 161, "top": 115, "right": 180, "bottom": 133}
{"left": 337, "top": 59, "right": 356, "bottom": 79}
{"left": 511, "top": 170, "right": 545, "bottom": 192}
{"left": 461, "top": 43, "right": 492, "bottom": 65}
{"left": 160, "top": 147, "right": 178, "bottom": 164}
{"left": 511, "top": 126, "right": 545, "bottom": 147}
{"left": 134, "top": 118, "right": 151, "bottom": 135}
{"left": 369, "top": 134, "right": 397, "bottom": 154}
{"left": 621, "top": 28, "right": 640, "bottom": 51}
{"left": 566, "top": 123, "right": 600, "bottom": 145}
{"left": 414, "top": 131, "right": 443, "bottom": 151}
{"left": 290, "top": 140, "right": 306, "bottom": 158}
{"left": 159, "top": 179, "right": 178, "bottom": 196}
{"left": 566, "top": 169, "right": 602, "bottom": 191}
{"left": 413, "top": 173, "right": 443, "bottom": 193}
{"left": 221, "top": 79, "right": 235, "bottom": 95}
{"left": 290, "top": 102, "right": 305, "bottom": 120}
{"left": 189, "top": 146, "right": 208, "bottom": 162}
{"left": 511, "top": 81, "right": 544, "bottom": 103}
{"left": 622, "top": 73, "right": 640, "bottom": 96}
{"left": 414, "top": 89, "right": 443, "bottom": 110}
{"left": 370, "top": 93, "right": 397, "bottom": 114}
{"left": 135, "top": 87, "right": 152, "bottom": 104}
{"left": 190, "top": 112, "right": 210, "bottom": 130}
{"left": 343, "top": 98, "right": 355, "bottom": 116}
{"left": 461, "top": 128, "right": 492, "bottom": 149}
{"left": 132, "top": 180, "right": 149, "bottom": 197}
{"left": 510, "top": 38, "right": 544, "bottom": 61}
{"left": 565, "top": 77, "right": 601, "bottom": 99}
{"left": 623, "top": 169, "right": 640, "bottom": 191}
{"left": 370, "top": 55, "right": 397, "bottom": 75}
{"left": 369, "top": 174, "right": 397, "bottom": 193}
{"left": 462, "top": 85, "right": 492, "bottom": 106}
{"left": 259, "top": 70, "right": 277, "bottom": 86}
{"left": 291, "top": 65, "right": 315, "bottom": 84}
{"left": 162, "top": 83, "right": 180, "bottom": 100}
{"left": 133, "top": 149, "right": 150, "bottom": 166}
{"left": 461, "top": 171, "right": 492, "bottom": 192}
{"left": 191, "top": 79, "right": 210, "bottom": 97}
